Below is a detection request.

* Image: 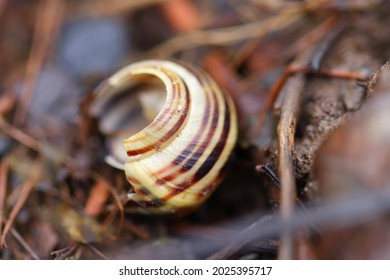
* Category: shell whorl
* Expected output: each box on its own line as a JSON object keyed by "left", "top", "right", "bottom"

{"left": 97, "top": 60, "right": 238, "bottom": 214}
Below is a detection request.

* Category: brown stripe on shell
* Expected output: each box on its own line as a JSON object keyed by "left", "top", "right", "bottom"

{"left": 142, "top": 69, "right": 180, "bottom": 130}
{"left": 146, "top": 75, "right": 178, "bottom": 126}
{"left": 126, "top": 79, "right": 190, "bottom": 156}
{"left": 178, "top": 72, "right": 220, "bottom": 172}
{"left": 196, "top": 148, "right": 235, "bottom": 201}
{"left": 156, "top": 65, "right": 212, "bottom": 168}
{"left": 180, "top": 106, "right": 219, "bottom": 172}
{"left": 194, "top": 97, "right": 230, "bottom": 181}
{"left": 160, "top": 91, "right": 230, "bottom": 202}
{"left": 152, "top": 67, "right": 216, "bottom": 187}
{"left": 154, "top": 65, "right": 215, "bottom": 175}
{"left": 126, "top": 69, "right": 185, "bottom": 154}
{"left": 174, "top": 95, "right": 214, "bottom": 170}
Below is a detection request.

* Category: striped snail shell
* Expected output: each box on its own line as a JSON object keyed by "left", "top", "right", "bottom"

{"left": 92, "top": 60, "right": 238, "bottom": 215}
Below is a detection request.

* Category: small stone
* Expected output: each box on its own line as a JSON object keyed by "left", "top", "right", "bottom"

{"left": 57, "top": 17, "right": 129, "bottom": 77}
{"left": 23, "top": 65, "right": 82, "bottom": 126}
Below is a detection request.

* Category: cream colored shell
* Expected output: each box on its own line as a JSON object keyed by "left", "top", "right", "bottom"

{"left": 95, "top": 60, "right": 238, "bottom": 215}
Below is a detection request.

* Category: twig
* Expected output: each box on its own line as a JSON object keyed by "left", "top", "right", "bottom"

{"left": 0, "top": 117, "right": 79, "bottom": 172}
{"left": 256, "top": 163, "right": 280, "bottom": 187}
{"left": 67, "top": 0, "right": 170, "bottom": 17}
{"left": 51, "top": 243, "right": 79, "bottom": 260}
{"left": 309, "top": 21, "right": 346, "bottom": 71}
{"left": 122, "top": 221, "right": 150, "bottom": 240}
{"left": 251, "top": 68, "right": 289, "bottom": 139}
{"left": 280, "top": 13, "right": 341, "bottom": 64}
{"left": 251, "top": 64, "right": 367, "bottom": 139}
{"left": 202, "top": 50, "right": 250, "bottom": 121}
{"left": 1, "top": 179, "right": 36, "bottom": 247}
{"left": 256, "top": 164, "right": 317, "bottom": 218}
{"left": 14, "top": 0, "right": 64, "bottom": 126}
{"left": 250, "top": 15, "right": 344, "bottom": 139}
{"left": 210, "top": 188, "right": 390, "bottom": 259}
{"left": 269, "top": 30, "right": 362, "bottom": 257}
{"left": 0, "top": 118, "right": 41, "bottom": 151}
{"left": 0, "top": 161, "right": 7, "bottom": 242}
{"left": 150, "top": 6, "right": 303, "bottom": 56}
{"left": 232, "top": 9, "right": 339, "bottom": 70}
{"left": 86, "top": 243, "right": 109, "bottom": 260}
{"left": 10, "top": 227, "right": 40, "bottom": 260}
{"left": 207, "top": 215, "right": 275, "bottom": 259}
{"left": 277, "top": 73, "right": 304, "bottom": 259}
{"left": 172, "top": 222, "right": 237, "bottom": 242}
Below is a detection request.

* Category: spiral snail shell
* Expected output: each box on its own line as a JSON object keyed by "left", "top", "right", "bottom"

{"left": 92, "top": 60, "right": 238, "bottom": 215}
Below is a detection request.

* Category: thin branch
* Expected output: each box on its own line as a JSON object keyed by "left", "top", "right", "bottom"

{"left": 86, "top": 243, "right": 109, "bottom": 260}
{"left": 308, "top": 21, "right": 346, "bottom": 71}
{"left": 277, "top": 74, "right": 303, "bottom": 259}
{"left": 252, "top": 14, "right": 345, "bottom": 138}
{"left": 14, "top": 0, "right": 64, "bottom": 126}
{"left": 210, "top": 188, "right": 390, "bottom": 259}
{"left": 10, "top": 227, "right": 40, "bottom": 260}
{"left": 51, "top": 243, "right": 79, "bottom": 260}
{"left": 0, "top": 161, "right": 7, "bottom": 242}
{"left": 251, "top": 69, "right": 291, "bottom": 139}
{"left": 256, "top": 163, "right": 280, "bottom": 187}
{"left": 1, "top": 179, "right": 36, "bottom": 247}
{"left": 232, "top": 8, "right": 340, "bottom": 70}
{"left": 256, "top": 164, "right": 319, "bottom": 224}
{"left": 268, "top": 20, "right": 354, "bottom": 258}
{"left": 207, "top": 215, "right": 276, "bottom": 259}
{"left": 150, "top": 6, "right": 303, "bottom": 56}
{"left": 67, "top": 0, "right": 170, "bottom": 17}
{"left": 251, "top": 64, "right": 367, "bottom": 138}
{"left": 0, "top": 118, "right": 41, "bottom": 152}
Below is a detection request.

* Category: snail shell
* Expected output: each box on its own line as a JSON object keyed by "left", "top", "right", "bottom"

{"left": 93, "top": 60, "right": 238, "bottom": 215}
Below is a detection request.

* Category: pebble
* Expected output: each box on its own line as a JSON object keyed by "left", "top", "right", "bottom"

{"left": 57, "top": 17, "right": 129, "bottom": 77}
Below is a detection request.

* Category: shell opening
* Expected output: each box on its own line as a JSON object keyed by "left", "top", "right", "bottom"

{"left": 91, "top": 74, "right": 167, "bottom": 168}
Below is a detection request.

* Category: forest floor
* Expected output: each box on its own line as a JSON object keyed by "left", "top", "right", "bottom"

{"left": 1, "top": 0, "right": 390, "bottom": 259}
